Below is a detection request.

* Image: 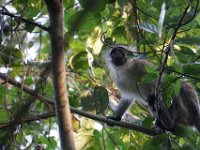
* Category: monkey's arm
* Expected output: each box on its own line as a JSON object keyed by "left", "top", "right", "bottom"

{"left": 108, "top": 97, "right": 133, "bottom": 121}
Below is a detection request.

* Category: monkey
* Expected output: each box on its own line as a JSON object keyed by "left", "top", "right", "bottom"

{"left": 106, "top": 45, "right": 200, "bottom": 133}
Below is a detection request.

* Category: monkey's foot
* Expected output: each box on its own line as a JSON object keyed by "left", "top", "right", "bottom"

{"left": 107, "top": 116, "right": 121, "bottom": 121}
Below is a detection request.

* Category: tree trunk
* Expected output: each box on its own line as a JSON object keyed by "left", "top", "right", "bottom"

{"left": 44, "top": 0, "right": 76, "bottom": 149}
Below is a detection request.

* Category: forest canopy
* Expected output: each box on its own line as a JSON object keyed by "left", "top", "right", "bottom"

{"left": 0, "top": 0, "right": 200, "bottom": 149}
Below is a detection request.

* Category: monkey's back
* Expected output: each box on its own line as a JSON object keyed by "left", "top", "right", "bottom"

{"left": 171, "top": 83, "right": 200, "bottom": 127}
{"left": 114, "top": 58, "right": 156, "bottom": 104}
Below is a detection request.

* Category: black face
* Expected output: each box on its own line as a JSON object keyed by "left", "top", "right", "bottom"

{"left": 110, "top": 47, "right": 126, "bottom": 66}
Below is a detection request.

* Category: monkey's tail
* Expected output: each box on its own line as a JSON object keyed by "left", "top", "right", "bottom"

{"left": 195, "top": 116, "right": 200, "bottom": 133}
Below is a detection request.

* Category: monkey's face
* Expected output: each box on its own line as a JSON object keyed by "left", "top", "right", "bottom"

{"left": 110, "top": 47, "right": 126, "bottom": 66}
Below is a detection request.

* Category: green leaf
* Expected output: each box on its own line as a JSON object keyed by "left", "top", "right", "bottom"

{"left": 112, "top": 26, "right": 127, "bottom": 43}
{"left": 162, "top": 74, "right": 180, "bottom": 106}
{"left": 175, "top": 37, "right": 200, "bottom": 45}
{"left": 145, "top": 65, "right": 157, "bottom": 74}
{"left": 174, "top": 46, "right": 197, "bottom": 64}
{"left": 94, "top": 86, "right": 109, "bottom": 114}
{"left": 69, "top": 39, "right": 86, "bottom": 52}
{"left": 143, "top": 134, "right": 169, "bottom": 150}
{"left": 183, "top": 64, "right": 200, "bottom": 76}
{"left": 46, "top": 137, "right": 57, "bottom": 149}
{"left": 157, "top": 2, "right": 166, "bottom": 38}
{"left": 79, "top": 0, "right": 106, "bottom": 12}
{"left": 174, "top": 79, "right": 181, "bottom": 96}
{"left": 0, "top": 46, "right": 22, "bottom": 66}
{"left": 64, "top": 0, "right": 75, "bottom": 8}
{"left": 81, "top": 94, "right": 96, "bottom": 112}
{"left": 68, "top": 10, "right": 101, "bottom": 33}
{"left": 94, "top": 68, "right": 106, "bottom": 79}
{"left": 138, "top": 23, "right": 158, "bottom": 34}
{"left": 0, "top": 86, "right": 5, "bottom": 104}
{"left": 117, "top": 0, "right": 129, "bottom": 6}
{"left": 196, "top": 82, "right": 200, "bottom": 90}
{"left": 0, "top": 109, "right": 9, "bottom": 123}
{"left": 182, "top": 143, "right": 196, "bottom": 150}
{"left": 25, "top": 20, "right": 35, "bottom": 33}
{"left": 142, "top": 116, "right": 154, "bottom": 128}
{"left": 70, "top": 51, "right": 89, "bottom": 70}
{"left": 93, "top": 129, "right": 101, "bottom": 139}
{"left": 87, "top": 27, "right": 103, "bottom": 55}
{"left": 174, "top": 126, "right": 188, "bottom": 136}
{"left": 141, "top": 66, "right": 158, "bottom": 84}
{"left": 81, "top": 86, "right": 109, "bottom": 114}
{"left": 24, "top": 76, "right": 34, "bottom": 85}
{"left": 167, "top": 62, "right": 183, "bottom": 73}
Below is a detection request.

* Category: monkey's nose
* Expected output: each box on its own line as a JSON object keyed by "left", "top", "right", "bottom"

{"left": 113, "top": 57, "right": 125, "bottom": 66}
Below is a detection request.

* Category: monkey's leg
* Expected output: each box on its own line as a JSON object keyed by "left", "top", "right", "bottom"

{"left": 147, "top": 94, "right": 175, "bottom": 132}
{"left": 195, "top": 117, "right": 200, "bottom": 133}
{"left": 156, "top": 101, "right": 176, "bottom": 132}
{"left": 108, "top": 98, "right": 133, "bottom": 121}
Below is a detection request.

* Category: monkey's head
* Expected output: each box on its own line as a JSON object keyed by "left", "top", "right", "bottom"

{"left": 110, "top": 46, "right": 127, "bottom": 66}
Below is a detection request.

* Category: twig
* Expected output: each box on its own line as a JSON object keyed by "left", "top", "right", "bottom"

{"left": 100, "top": 32, "right": 162, "bottom": 55}
{"left": 0, "top": 11, "right": 49, "bottom": 32}
{"left": 131, "top": 0, "right": 140, "bottom": 50}
{"left": 167, "top": 68, "right": 200, "bottom": 81}
{"left": 181, "top": 1, "right": 199, "bottom": 26}
{"left": 0, "top": 111, "right": 55, "bottom": 130}
{"left": 155, "top": 4, "right": 191, "bottom": 99}
{"left": 0, "top": 73, "right": 54, "bottom": 105}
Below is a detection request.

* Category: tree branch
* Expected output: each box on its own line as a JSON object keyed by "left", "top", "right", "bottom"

{"left": 0, "top": 108, "right": 158, "bottom": 136}
{"left": 0, "top": 72, "right": 159, "bottom": 136}
{"left": 0, "top": 11, "right": 50, "bottom": 32}
{"left": 154, "top": 2, "right": 199, "bottom": 124}
{"left": 0, "top": 73, "right": 54, "bottom": 105}
{"left": 155, "top": 4, "right": 191, "bottom": 99}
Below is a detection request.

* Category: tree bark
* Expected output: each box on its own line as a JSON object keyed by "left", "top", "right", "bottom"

{"left": 44, "top": 0, "right": 76, "bottom": 149}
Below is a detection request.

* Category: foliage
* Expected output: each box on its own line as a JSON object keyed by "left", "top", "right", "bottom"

{"left": 0, "top": 0, "right": 200, "bottom": 149}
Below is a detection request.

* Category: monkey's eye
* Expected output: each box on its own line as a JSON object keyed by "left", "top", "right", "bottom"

{"left": 110, "top": 47, "right": 123, "bottom": 56}
{"left": 117, "top": 47, "right": 126, "bottom": 55}
{"left": 111, "top": 47, "right": 125, "bottom": 55}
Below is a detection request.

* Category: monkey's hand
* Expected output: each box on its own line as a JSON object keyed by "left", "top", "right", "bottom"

{"left": 106, "top": 116, "right": 121, "bottom": 126}
{"left": 107, "top": 116, "right": 121, "bottom": 121}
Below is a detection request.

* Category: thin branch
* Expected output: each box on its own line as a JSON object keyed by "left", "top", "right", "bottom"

{"left": 0, "top": 73, "right": 54, "bottom": 105}
{"left": 70, "top": 107, "right": 158, "bottom": 136}
{"left": 100, "top": 32, "right": 162, "bottom": 55}
{"left": 160, "top": 76, "right": 182, "bottom": 93}
{"left": 155, "top": 4, "right": 191, "bottom": 99}
{"left": 0, "top": 111, "right": 55, "bottom": 130}
{"left": 137, "top": 7, "right": 158, "bottom": 21}
{"left": 131, "top": 0, "right": 140, "bottom": 49}
{"left": 167, "top": 68, "right": 200, "bottom": 81}
{"left": 0, "top": 11, "right": 49, "bottom": 32}
{"left": 104, "top": 128, "right": 121, "bottom": 149}
{"left": 139, "top": 32, "right": 161, "bottom": 61}
{"left": 0, "top": 72, "right": 158, "bottom": 136}
{"left": 181, "top": 1, "right": 199, "bottom": 26}
{"left": 0, "top": 107, "right": 158, "bottom": 136}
